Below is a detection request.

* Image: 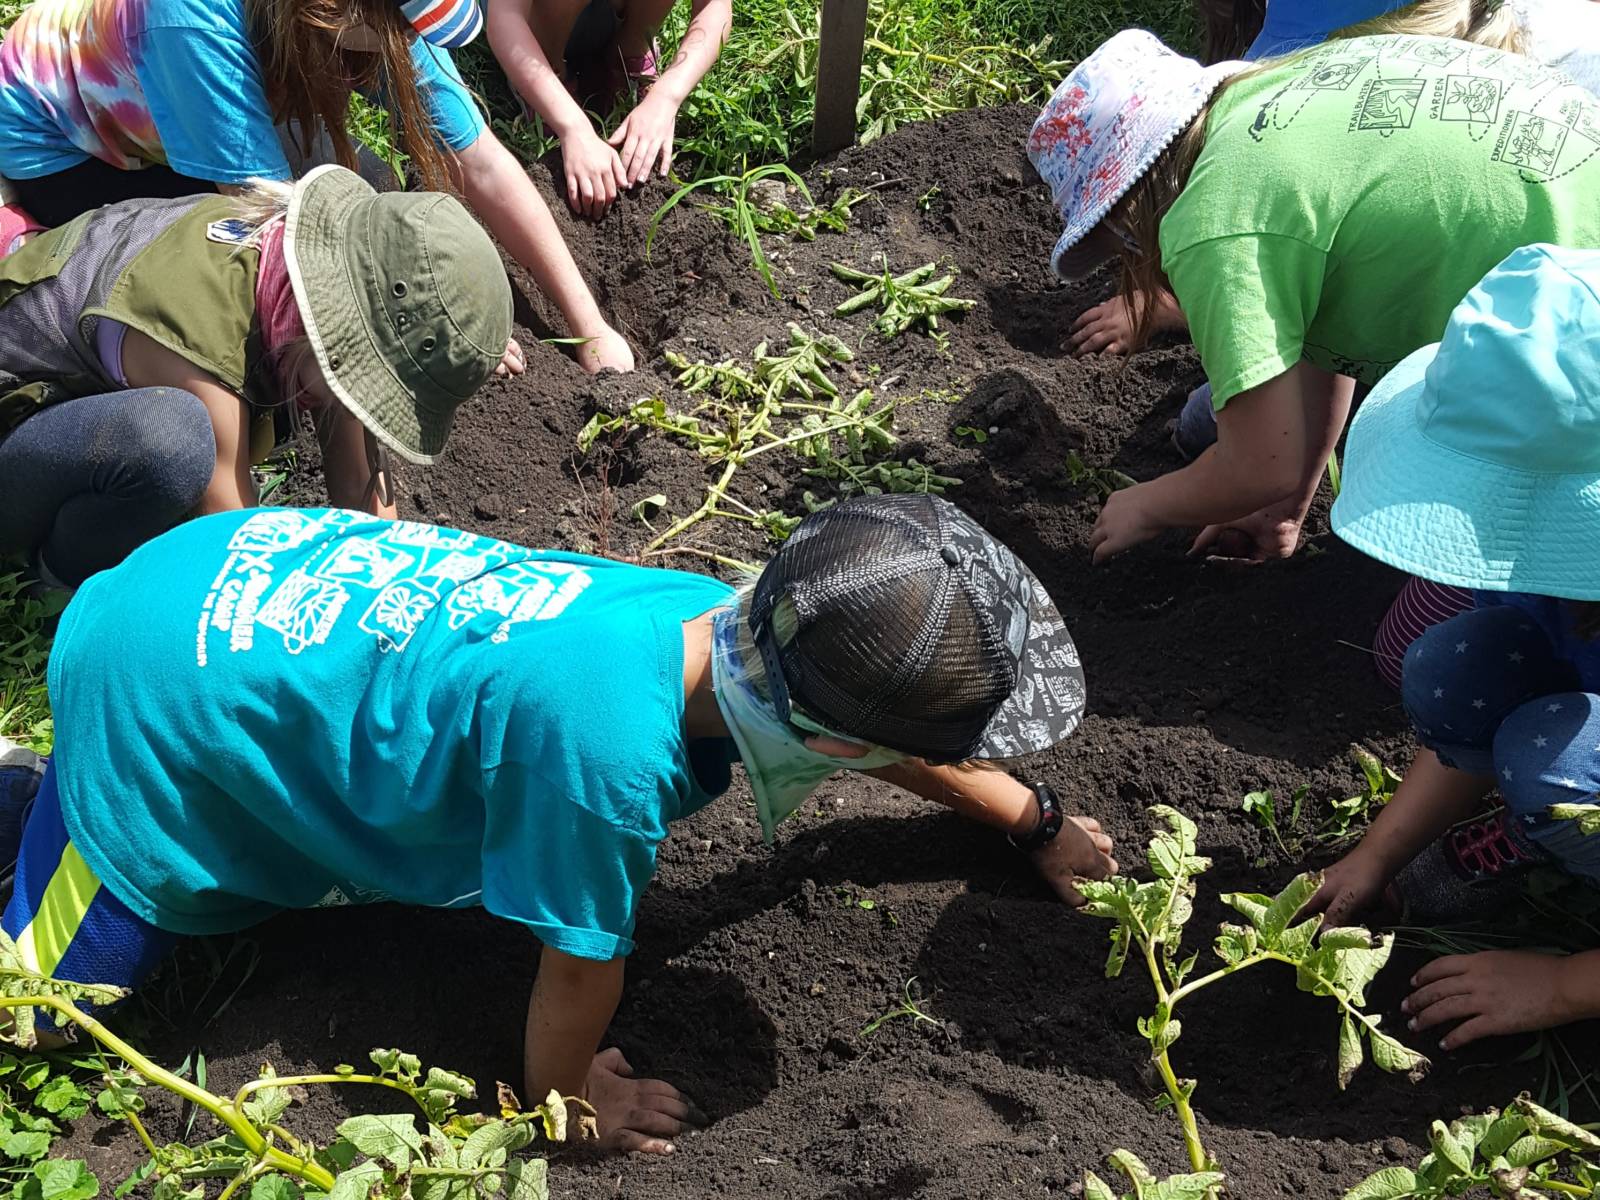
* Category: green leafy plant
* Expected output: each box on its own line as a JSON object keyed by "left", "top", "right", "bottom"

{"left": 1084, "top": 1150, "right": 1223, "bottom": 1200}
{"left": 0, "top": 566, "right": 62, "bottom": 753}
{"left": 953, "top": 425, "right": 988, "bottom": 444}
{"left": 1551, "top": 802, "right": 1600, "bottom": 835}
{"left": 647, "top": 164, "right": 837, "bottom": 298}
{"left": 0, "top": 1050, "right": 97, "bottom": 1199}
{"left": 0, "top": 930, "right": 584, "bottom": 1200}
{"left": 578, "top": 325, "right": 950, "bottom": 552}
{"left": 1240, "top": 786, "right": 1310, "bottom": 861}
{"left": 1064, "top": 451, "right": 1138, "bottom": 499}
{"left": 1343, "top": 1094, "right": 1600, "bottom": 1199}
{"left": 1078, "top": 807, "right": 1428, "bottom": 1195}
{"left": 915, "top": 185, "right": 943, "bottom": 212}
{"left": 830, "top": 259, "right": 976, "bottom": 340}
{"left": 859, "top": 978, "right": 938, "bottom": 1038}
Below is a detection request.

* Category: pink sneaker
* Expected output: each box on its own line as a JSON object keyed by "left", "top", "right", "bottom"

{"left": 621, "top": 41, "right": 660, "bottom": 95}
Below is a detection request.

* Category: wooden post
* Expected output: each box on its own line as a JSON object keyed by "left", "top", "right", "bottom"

{"left": 812, "top": 0, "right": 869, "bottom": 158}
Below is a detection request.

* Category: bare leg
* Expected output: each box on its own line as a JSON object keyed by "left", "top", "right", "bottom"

{"left": 526, "top": 0, "right": 593, "bottom": 76}
{"left": 615, "top": 0, "right": 675, "bottom": 59}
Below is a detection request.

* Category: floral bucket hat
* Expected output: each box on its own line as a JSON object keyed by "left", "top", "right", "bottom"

{"left": 1027, "top": 30, "right": 1247, "bottom": 281}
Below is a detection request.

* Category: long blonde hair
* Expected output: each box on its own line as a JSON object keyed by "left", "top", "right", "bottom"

{"left": 1333, "top": 0, "right": 1528, "bottom": 53}
{"left": 243, "top": 0, "right": 456, "bottom": 192}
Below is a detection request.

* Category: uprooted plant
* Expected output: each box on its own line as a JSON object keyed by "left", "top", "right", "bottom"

{"left": 578, "top": 324, "right": 957, "bottom": 553}
{"left": 1242, "top": 747, "right": 1403, "bottom": 863}
{"left": 1343, "top": 1094, "right": 1600, "bottom": 1199}
{"left": 830, "top": 258, "right": 976, "bottom": 340}
{"left": 1078, "top": 806, "right": 1429, "bottom": 1196}
{"left": 0, "top": 929, "right": 586, "bottom": 1200}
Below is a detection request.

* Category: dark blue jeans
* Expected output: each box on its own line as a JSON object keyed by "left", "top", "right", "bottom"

{"left": 0, "top": 388, "right": 215, "bottom": 587}
{"left": 1403, "top": 606, "right": 1600, "bottom": 880}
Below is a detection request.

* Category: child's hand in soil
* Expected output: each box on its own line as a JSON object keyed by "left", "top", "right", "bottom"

{"left": 1190, "top": 506, "right": 1306, "bottom": 563}
{"left": 577, "top": 326, "right": 636, "bottom": 374}
{"left": 585, "top": 1047, "right": 704, "bottom": 1154}
{"left": 563, "top": 128, "right": 629, "bottom": 220}
{"left": 1090, "top": 483, "right": 1168, "bottom": 563}
{"left": 1069, "top": 289, "right": 1185, "bottom": 356}
{"left": 1032, "top": 815, "right": 1118, "bottom": 906}
{"left": 1300, "top": 846, "right": 1392, "bottom": 926}
{"left": 1403, "top": 950, "right": 1600, "bottom": 1050}
{"left": 495, "top": 338, "right": 526, "bottom": 377}
{"left": 608, "top": 91, "right": 678, "bottom": 185}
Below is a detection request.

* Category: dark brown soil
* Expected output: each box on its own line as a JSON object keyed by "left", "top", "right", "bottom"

{"left": 52, "top": 105, "right": 1599, "bottom": 1198}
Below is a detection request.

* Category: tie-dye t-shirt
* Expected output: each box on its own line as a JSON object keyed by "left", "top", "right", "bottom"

{"left": 0, "top": 0, "right": 484, "bottom": 183}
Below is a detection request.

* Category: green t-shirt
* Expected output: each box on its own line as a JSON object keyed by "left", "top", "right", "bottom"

{"left": 1160, "top": 34, "right": 1600, "bottom": 407}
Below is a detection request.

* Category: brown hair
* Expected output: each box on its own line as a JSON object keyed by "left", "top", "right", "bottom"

{"left": 1101, "top": 92, "right": 1223, "bottom": 353}
{"left": 245, "top": 0, "right": 455, "bottom": 193}
{"left": 1193, "top": 0, "right": 1267, "bottom": 64}
{"left": 1332, "top": 0, "right": 1527, "bottom": 53}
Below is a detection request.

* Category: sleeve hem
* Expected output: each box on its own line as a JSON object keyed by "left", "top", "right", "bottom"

{"left": 487, "top": 908, "right": 634, "bottom": 961}
{"left": 1207, "top": 354, "right": 1300, "bottom": 410}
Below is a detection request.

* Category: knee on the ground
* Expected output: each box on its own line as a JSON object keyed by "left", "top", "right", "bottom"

{"left": 1491, "top": 692, "right": 1600, "bottom": 821}
{"left": 100, "top": 387, "right": 216, "bottom": 511}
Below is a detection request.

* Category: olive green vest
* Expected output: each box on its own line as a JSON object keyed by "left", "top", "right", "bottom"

{"left": 0, "top": 194, "right": 272, "bottom": 440}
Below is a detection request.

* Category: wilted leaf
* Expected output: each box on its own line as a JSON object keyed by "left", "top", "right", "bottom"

{"left": 1337, "top": 1015, "right": 1363, "bottom": 1090}
{"left": 1512, "top": 1095, "right": 1600, "bottom": 1149}
{"left": 1366, "top": 1023, "right": 1430, "bottom": 1082}
{"left": 1107, "top": 1149, "right": 1156, "bottom": 1189}
{"left": 631, "top": 494, "right": 668, "bottom": 522}
{"left": 539, "top": 1090, "right": 569, "bottom": 1143}
{"left": 1341, "top": 1166, "right": 1419, "bottom": 1200}
{"left": 1549, "top": 803, "right": 1600, "bottom": 836}
{"left": 1260, "top": 873, "right": 1321, "bottom": 942}
{"left": 460, "top": 1119, "right": 534, "bottom": 1168}
{"left": 1503, "top": 1135, "right": 1569, "bottom": 1169}
{"left": 1477, "top": 1110, "right": 1530, "bottom": 1162}
{"left": 1083, "top": 1172, "right": 1120, "bottom": 1200}
{"left": 1105, "top": 924, "right": 1130, "bottom": 979}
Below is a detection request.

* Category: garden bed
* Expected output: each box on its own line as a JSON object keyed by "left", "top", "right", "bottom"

{"left": 56, "top": 105, "right": 1596, "bottom": 1198}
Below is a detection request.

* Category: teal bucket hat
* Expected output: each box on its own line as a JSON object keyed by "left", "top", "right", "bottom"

{"left": 1331, "top": 243, "right": 1600, "bottom": 599}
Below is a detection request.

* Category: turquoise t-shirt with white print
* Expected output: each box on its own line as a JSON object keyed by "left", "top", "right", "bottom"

{"left": 47, "top": 508, "right": 736, "bottom": 960}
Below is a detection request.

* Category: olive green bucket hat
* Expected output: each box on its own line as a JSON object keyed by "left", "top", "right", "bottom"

{"left": 282, "top": 165, "right": 512, "bottom": 465}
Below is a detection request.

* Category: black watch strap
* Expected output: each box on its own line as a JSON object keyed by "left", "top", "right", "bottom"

{"left": 1008, "top": 782, "right": 1064, "bottom": 854}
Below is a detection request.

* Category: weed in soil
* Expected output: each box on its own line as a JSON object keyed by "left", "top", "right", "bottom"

{"left": 859, "top": 979, "right": 939, "bottom": 1039}
{"left": 1079, "top": 807, "right": 1429, "bottom": 1195}
{"left": 1065, "top": 449, "right": 1139, "bottom": 499}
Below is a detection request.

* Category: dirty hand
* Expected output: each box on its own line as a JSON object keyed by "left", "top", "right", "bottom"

{"left": 495, "top": 337, "right": 526, "bottom": 378}
{"left": 1403, "top": 951, "right": 1592, "bottom": 1050}
{"left": 1032, "top": 815, "right": 1118, "bottom": 907}
{"left": 563, "top": 128, "right": 628, "bottom": 220}
{"left": 585, "top": 1047, "right": 703, "bottom": 1154}
{"left": 1190, "top": 507, "right": 1307, "bottom": 563}
{"left": 608, "top": 91, "right": 678, "bottom": 186}
{"left": 1089, "top": 483, "right": 1167, "bottom": 564}
{"left": 1298, "top": 847, "right": 1391, "bottom": 926}
{"left": 1069, "top": 289, "right": 1184, "bottom": 356}
{"left": 577, "top": 325, "right": 636, "bottom": 375}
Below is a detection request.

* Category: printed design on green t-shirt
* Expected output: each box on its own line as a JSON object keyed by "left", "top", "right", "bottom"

{"left": 196, "top": 509, "right": 594, "bottom": 664}
{"left": 1243, "top": 35, "right": 1600, "bottom": 178}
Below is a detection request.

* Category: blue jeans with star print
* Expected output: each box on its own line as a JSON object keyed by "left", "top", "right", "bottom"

{"left": 1402, "top": 605, "right": 1600, "bottom": 881}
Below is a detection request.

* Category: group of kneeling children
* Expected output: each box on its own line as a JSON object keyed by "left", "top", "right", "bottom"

{"left": 0, "top": 0, "right": 1597, "bottom": 1157}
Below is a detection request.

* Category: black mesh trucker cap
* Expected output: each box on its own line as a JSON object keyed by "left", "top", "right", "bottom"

{"left": 749, "top": 494, "right": 1086, "bottom": 762}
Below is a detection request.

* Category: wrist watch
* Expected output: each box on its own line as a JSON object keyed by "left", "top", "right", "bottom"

{"left": 1008, "top": 782, "right": 1064, "bottom": 854}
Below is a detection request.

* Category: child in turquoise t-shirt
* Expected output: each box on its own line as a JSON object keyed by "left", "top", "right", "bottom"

{"left": 1033, "top": 30, "right": 1600, "bottom": 564}
{"left": 0, "top": 496, "right": 1112, "bottom": 1155}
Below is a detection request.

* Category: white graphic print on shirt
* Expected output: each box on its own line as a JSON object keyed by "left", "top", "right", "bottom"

{"left": 196, "top": 510, "right": 592, "bottom": 664}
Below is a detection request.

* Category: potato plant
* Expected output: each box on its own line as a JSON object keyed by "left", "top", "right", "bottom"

{"left": 829, "top": 259, "right": 977, "bottom": 340}
{"left": 0, "top": 930, "right": 580, "bottom": 1200}
{"left": 1344, "top": 1095, "right": 1600, "bottom": 1199}
{"left": 1078, "top": 807, "right": 1429, "bottom": 1195}
{"left": 578, "top": 325, "right": 955, "bottom": 552}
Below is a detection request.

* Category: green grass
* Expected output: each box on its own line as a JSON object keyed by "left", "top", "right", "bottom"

{"left": 0, "top": 568, "right": 56, "bottom": 753}
{"left": 457, "top": 0, "right": 1196, "bottom": 181}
